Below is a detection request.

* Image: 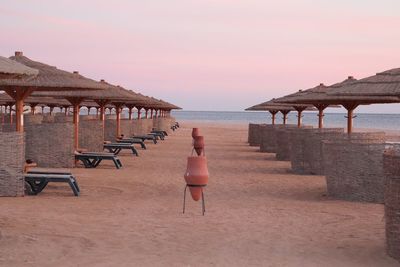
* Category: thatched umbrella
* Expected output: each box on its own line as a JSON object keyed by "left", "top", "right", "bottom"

{"left": 246, "top": 101, "right": 296, "bottom": 125}
{"left": 0, "top": 92, "right": 70, "bottom": 115}
{"left": 327, "top": 68, "right": 400, "bottom": 96}
{"left": 246, "top": 98, "right": 315, "bottom": 127}
{"left": 0, "top": 56, "right": 38, "bottom": 78}
{"left": 273, "top": 80, "right": 351, "bottom": 129}
{"left": 274, "top": 76, "right": 400, "bottom": 133}
{"left": 32, "top": 79, "right": 150, "bottom": 145}
{"left": 0, "top": 52, "right": 106, "bottom": 133}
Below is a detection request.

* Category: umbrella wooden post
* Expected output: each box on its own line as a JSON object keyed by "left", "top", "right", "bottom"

{"left": 314, "top": 104, "right": 328, "bottom": 129}
{"left": 4, "top": 88, "right": 34, "bottom": 132}
{"left": 297, "top": 110, "right": 302, "bottom": 127}
{"left": 41, "top": 106, "right": 44, "bottom": 114}
{"left": 137, "top": 107, "right": 142, "bottom": 120}
{"left": 30, "top": 104, "right": 36, "bottom": 115}
{"left": 270, "top": 111, "right": 277, "bottom": 125}
{"left": 87, "top": 107, "right": 90, "bottom": 115}
{"left": 72, "top": 104, "right": 80, "bottom": 150}
{"left": 294, "top": 107, "right": 306, "bottom": 128}
{"left": 115, "top": 105, "right": 122, "bottom": 138}
{"left": 49, "top": 106, "right": 54, "bottom": 115}
{"left": 128, "top": 106, "right": 133, "bottom": 120}
{"left": 150, "top": 109, "right": 153, "bottom": 119}
{"left": 343, "top": 103, "right": 358, "bottom": 134}
{"left": 281, "top": 110, "right": 289, "bottom": 125}
{"left": 96, "top": 107, "right": 99, "bottom": 117}
{"left": 1, "top": 106, "right": 4, "bottom": 125}
{"left": 145, "top": 109, "right": 148, "bottom": 119}
{"left": 67, "top": 98, "right": 83, "bottom": 151}
{"left": 318, "top": 109, "right": 324, "bottom": 128}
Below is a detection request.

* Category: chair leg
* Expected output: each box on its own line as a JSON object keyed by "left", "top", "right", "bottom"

{"left": 183, "top": 185, "right": 188, "bottom": 214}
{"left": 68, "top": 179, "right": 80, "bottom": 196}
{"left": 201, "top": 188, "right": 206, "bottom": 216}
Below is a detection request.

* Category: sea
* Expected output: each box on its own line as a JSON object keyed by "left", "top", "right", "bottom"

{"left": 171, "top": 110, "right": 400, "bottom": 131}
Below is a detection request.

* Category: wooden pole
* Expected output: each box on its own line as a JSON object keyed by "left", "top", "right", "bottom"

{"left": 281, "top": 111, "right": 289, "bottom": 125}
{"left": 347, "top": 109, "right": 353, "bottom": 134}
{"left": 343, "top": 103, "right": 358, "bottom": 134}
{"left": 297, "top": 110, "right": 302, "bottom": 127}
{"left": 318, "top": 109, "right": 324, "bottom": 128}
{"left": 66, "top": 98, "right": 83, "bottom": 151}
{"left": 150, "top": 109, "right": 154, "bottom": 119}
{"left": 30, "top": 104, "right": 36, "bottom": 115}
{"left": 145, "top": 109, "right": 148, "bottom": 119}
{"left": 137, "top": 107, "right": 141, "bottom": 120}
{"left": 73, "top": 104, "right": 80, "bottom": 150}
{"left": 128, "top": 107, "right": 133, "bottom": 120}
{"left": 270, "top": 111, "right": 276, "bottom": 125}
{"left": 116, "top": 105, "right": 121, "bottom": 138}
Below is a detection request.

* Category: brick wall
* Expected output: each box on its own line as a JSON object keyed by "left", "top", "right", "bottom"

{"left": 276, "top": 126, "right": 312, "bottom": 161}
{"left": 259, "top": 124, "right": 296, "bottom": 153}
{"left": 322, "top": 132, "right": 386, "bottom": 203}
{"left": 25, "top": 122, "right": 75, "bottom": 168}
{"left": 290, "top": 128, "right": 344, "bottom": 174}
{"left": 248, "top": 123, "right": 266, "bottom": 147}
{"left": 0, "top": 132, "right": 25, "bottom": 196}
{"left": 383, "top": 148, "right": 400, "bottom": 262}
{"left": 79, "top": 119, "right": 103, "bottom": 152}
{"left": 104, "top": 119, "right": 117, "bottom": 141}
{"left": 153, "top": 117, "right": 174, "bottom": 133}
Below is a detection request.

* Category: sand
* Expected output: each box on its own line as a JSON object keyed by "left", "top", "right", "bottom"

{"left": 0, "top": 121, "right": 398, "bottom": 266}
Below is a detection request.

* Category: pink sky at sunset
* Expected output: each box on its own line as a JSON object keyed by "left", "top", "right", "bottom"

{"left": 1, "top": 0, "right": 400, "bottom": 112}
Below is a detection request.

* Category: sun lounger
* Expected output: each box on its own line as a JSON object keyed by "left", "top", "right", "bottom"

{"left": 148, "top": 132, "right": 164, "bottom": 140}
{"left": 152, "top": 129, "right": 168, "bottom": 136}
{"left": 132, "top": 135, "right": 157, "bottom": 144}
{"left": 75, "top": 151, "right": 122, "bottom": 169}
{"left": 117, "top": 138, "right": 147, "bottom": 149}
{"left": 25, "top": 167, "right": 80, "bottom": 196}
{"left": 104, "top": 143, "right": 139, "bottom": 156}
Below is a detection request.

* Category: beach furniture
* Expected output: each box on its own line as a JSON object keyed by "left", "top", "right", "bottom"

{"left": 151, "top": 129, "right": 168, "bottom": 137}
{"left": 104, "top": 142, "right": 139, "bottom": 156}
{"left": 132, "top": 134, "right": 157, "bottom": 144}
{"left": 148, "top": 132, "right": 164, "bottom": 140}
{"left": 24, "top": 168, "right": 80, "bottom": 196}
{"left": 75, "top": 151, "right": 122, "bottom": 169}
{"left": 117, "top": 138, "right": 147, "bottom": 149}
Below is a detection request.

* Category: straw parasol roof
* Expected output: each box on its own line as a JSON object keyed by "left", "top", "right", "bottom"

{"left": 0, "top": 56, "right": 38, "bottom": 78}
{"left": 31, "top": 79, "right": 141, "bottom": 103}
{"left": 273, "top": 77, "right": 399, "bottom": 105}
{"left": 0, "top": 93, "right": 70, "bottom": 107}
{"left": 246, "top": 99, "right": 315, "bottom": 112}
{"left": 327, "top": 68, "right": 400, "bottom": 96}
{"left": 0, "top": 52, "right": 108, "bottom": 91}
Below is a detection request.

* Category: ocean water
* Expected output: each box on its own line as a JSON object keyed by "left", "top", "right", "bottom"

{"left": 171, "top": 110, "right": 400, "bottom": 131}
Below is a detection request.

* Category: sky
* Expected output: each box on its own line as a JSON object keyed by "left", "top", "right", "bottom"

{"left": 1, "top": 0, "right": 400, "bottom": 112}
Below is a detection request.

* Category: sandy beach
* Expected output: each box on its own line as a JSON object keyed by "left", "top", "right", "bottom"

{"left": 0, "top": 121, "right": 398, "bottom": 266}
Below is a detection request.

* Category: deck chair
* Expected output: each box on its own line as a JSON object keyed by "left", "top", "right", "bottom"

{"left": 151, "top": 129, "right": 168, "bottom": 137}
{"left": 117, "top": 138, "right": 147, "bottom": 149}
{"left": 75, "top": 151, "right": 122, "bottom": 169}
{"left": 104, "top": 143, "right": 139, "bottom": 156}
{"left": 25, "top": 167, "right": 80, "bottom": 196}
{"left": 148, "top": 132, "right": 164, "bottom": 140}
{"left": 132, "top": 134, "right": 157, "bottom": 144}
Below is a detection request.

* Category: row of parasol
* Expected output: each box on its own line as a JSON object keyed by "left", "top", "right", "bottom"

{"left": 246, "top": 69, "right": 400, "bottom": 133}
